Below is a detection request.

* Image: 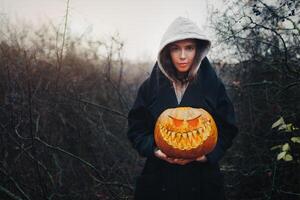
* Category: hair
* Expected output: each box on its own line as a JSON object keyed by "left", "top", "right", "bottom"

{"left": 159, "top": 39, "right": 205, "bottom": 84}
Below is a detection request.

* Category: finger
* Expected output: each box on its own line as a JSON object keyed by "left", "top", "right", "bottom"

{"left": 165, "top": 158, "right": 176, "bottom": 164}
{"left": 160, "top": 152, "right": 167, "bottom": 158}
{"left": 178, "top": 161, "right": 189, "bottom": 165}
{"left": 177, "top": 158, "right": 192, "bottom": 162}
{"left": 181, "top": 160, "right": 192, "bottom": 165}
{"left": 172, "top": 159, "right": 187, "bottom": 165}
{"left": 156, "top": 150, "right": 167, "bottom": 159}
{"left": 196, "top": 156, "right": 207, "bottom": 162}
{"left": 196, "top": 155, "right": 205, "bottom": 160}
{"left": 196, "top": 155, "right": 203, "bottom": 160}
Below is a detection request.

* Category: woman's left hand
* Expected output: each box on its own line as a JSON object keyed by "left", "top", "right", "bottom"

{"left": 195, "top": 155, "right": 208, "bottom": 162}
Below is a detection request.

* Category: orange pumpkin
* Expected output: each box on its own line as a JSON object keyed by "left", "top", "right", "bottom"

{"left": 154, "top": 107, "right": 218, "bottom": 159}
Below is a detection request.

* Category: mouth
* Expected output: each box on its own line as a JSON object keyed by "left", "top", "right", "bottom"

{"left": 178, "top": 63, "right": 188, "bottom": 67}
{"left": 158, "top": 124, "right": 211, "bottom": 150}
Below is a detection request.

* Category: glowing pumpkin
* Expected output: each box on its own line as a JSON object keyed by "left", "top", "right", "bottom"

{"left": 154, "top": 107, "right": 218, "bottom": 159}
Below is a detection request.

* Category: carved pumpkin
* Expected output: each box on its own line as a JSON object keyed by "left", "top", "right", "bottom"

{"left": 154, "top": 107, "right": 218, "bottom": 159}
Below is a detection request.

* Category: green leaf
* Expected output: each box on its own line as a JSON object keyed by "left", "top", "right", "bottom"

{"left": 285, "top": 124, "right": 293, "bottom": 132}
{"left": 291, "top": 137, "right": 300, "bottom": 144}
{"left": 278, "top": 124, "right": 287, "bottom": 131}
{"left": 282, "top": 143, "right": 290, "bottom": 151}
{"left": 271, "top": 117, "right": 285, "bottom": 129}
{"left": 277, "top": 151, "right": 286, "bottom": 160}
{"left": 283, "top": 154, "right": 293, "bottom": 161}
{"left": 270, "top": 145, "right": 282, "bottom": 151}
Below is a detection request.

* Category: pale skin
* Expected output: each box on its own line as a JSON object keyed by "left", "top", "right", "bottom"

{"left": 170, "top": 39, "right": 197, "bottom": 74}
{"left": 154, "top": 149, "right": 207, "bottom": 165}
{"left": 154, "top": 39, "right": 208, "bottom": 165}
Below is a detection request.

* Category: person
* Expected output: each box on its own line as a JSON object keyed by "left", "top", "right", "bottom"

{"left": 127, "top": 17, "right": 238, "bottom": 200}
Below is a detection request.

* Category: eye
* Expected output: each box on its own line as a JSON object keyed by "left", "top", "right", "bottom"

{"left": 187, "top": 114, "right": 201, "bottom": 127}
{"left": 170, "top": 45, "right": 180, "bottom": 52}
{"left": 168, "top": 115, "right": 184, "bottom": 127}
{"left": 186, "top": 45, "right": 195, "bottom": 51}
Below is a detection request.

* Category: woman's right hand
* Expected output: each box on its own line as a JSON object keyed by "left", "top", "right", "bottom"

{"left": 154, "top": 148, "right": 173, "bottom": 163}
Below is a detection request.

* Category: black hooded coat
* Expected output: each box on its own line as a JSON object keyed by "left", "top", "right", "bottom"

{"left": 127, "top": 56, "right": 238, "bottom": 200}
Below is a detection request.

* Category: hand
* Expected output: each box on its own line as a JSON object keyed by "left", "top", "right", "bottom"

{"left": 154, "top": 148, "right": 207, "bottom": 165}
{"left": 171, "top": 158, "right": 194, "bottom": 165}
{"left": 154, "top": 149, "right": 177, "bottom": 164}
{"left": 195, "top": 155, "right": 208, "bottom": 162}
{"left": 171, "top": 155, "right": 207, "bottom": 165}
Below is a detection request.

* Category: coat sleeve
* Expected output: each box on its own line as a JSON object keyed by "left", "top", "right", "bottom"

{"left": 206, "top": 78, "right": 238, "bottom": 164}
{"left": 127, "top": 80, "right": 156, "bottom": 158}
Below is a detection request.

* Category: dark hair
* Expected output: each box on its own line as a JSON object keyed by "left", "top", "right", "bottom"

{"left": 159, "top": 39, "right": 204, "bottom": 84}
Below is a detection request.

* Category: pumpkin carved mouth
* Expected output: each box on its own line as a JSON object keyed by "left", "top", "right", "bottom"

{"left": 158, "top": 119, "right": 212, "bottom": 150}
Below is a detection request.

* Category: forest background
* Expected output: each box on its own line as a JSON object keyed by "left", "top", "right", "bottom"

{"left": 0, "top": 0, "right": 299, "bottom": 199}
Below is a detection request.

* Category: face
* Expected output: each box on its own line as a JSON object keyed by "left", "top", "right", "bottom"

{"left": 169, "top": 39, "right": 197, "bottom": 73}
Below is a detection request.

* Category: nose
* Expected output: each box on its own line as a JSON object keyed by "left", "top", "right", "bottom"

{"left": 180, "top": 49, "right": 186, "bottom": 59}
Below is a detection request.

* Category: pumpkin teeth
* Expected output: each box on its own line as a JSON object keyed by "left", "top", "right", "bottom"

{"left": 171, "top": 132, "right": 176, "bottom": 139}
{"left": 161, "top": 127, "right": 166, "bottom": 136}
{"left": 175, "top": 133, "right": 182, "bottom": 143}
{"left": 197, "top": 129, "right": 205, "bottom": 142}
{"left": 165, "top": 131, "right": 170, "bottom": 140}
{"left": 178, "top": 140, "right": 183, "bottom": 149}
{"left": 191, "top": 137, "right": 198, "bottom": 147}
{"left": 161, "top": 126, "right": 167, "bottom": 133}
{"left": 206, "top": 125, "right": 211, "bottom": 132}
{"left": 187, "top": 132, "right": 193, "bottom": 143}
{"left": 161, "top": 126, "right": 210, "bottom": 150}
{"left": 172, "top": 133, "right": 178, "bottom": 144}
{"left": 184, "top": 137, "right": 192, "bottom": 149}
{"left": 197, "top": 128, "right": 202, "bottom": 134}
{"left": 197, "top": 127, "right": 203, "bottom": 133}
{"left": 184, "top": 141, "right": 190, "bottom": 150}
{"left": 192, "top": 130, "right": 197, "bottom": 137}
{"left": 203, "top": 129, "right": 209, "bottom": 140}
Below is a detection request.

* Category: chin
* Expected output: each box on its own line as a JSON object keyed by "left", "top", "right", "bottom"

{"left": 176, "top": 67, "right": 190, "bottom": 73}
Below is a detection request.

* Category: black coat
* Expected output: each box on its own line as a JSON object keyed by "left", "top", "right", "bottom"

{"left": 127, "top": 57, "right": 238, "bottom": 200}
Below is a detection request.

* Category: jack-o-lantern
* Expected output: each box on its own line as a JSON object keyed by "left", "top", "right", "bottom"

{"left": 154, "top": 107, "right": 218, "bottom": 159}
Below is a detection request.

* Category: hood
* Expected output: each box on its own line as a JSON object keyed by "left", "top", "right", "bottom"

{"left": 157, "top": 17, "right": 211, "bottom": 83}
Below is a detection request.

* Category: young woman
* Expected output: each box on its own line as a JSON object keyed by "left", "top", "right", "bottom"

{"left": 127, "top": 17, "right": 238, "bottom": 200}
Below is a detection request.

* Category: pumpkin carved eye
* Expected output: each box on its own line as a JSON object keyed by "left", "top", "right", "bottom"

{"left": 168, "top": 115, "right": 183, "bottom": 127}
{"left": 187, "top": 114, "right": 201, "bottom": 127}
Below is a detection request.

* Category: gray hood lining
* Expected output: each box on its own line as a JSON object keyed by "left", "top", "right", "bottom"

{"left": 157, "top": 17, "right": 211, "bottom": 83}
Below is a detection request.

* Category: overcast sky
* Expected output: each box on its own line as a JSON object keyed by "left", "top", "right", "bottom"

{"left": 0, "top": 0, "right": 225, "bottom": 61}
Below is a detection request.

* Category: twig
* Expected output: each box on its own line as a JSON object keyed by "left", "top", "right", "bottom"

{"left": 278, "top": 189, "right": 300, "bottom": 196}
{"left": 33, "top": 137, "right": 105, "bottom": 180}
{"left": 0, "top": 185, "right": 24, "bottom": 200}
{"left": 246, "top": 16, "right": 299, "bottom": 75}
{"left": 0, "top": 168, "right": 31, "bottom": 200}
{"left": 25, "top": 51, "right": 48, "bottom": 198}
{"left": 11, "top": 129, "right": 55, "bottom": 186}
{"left": 257, "top": 0, "right": 300, "bottom": 34}
{"left": 275, "top": 80, "right": 300, "bottom": 97}
{"left": 55, "top": 0, "right": 71, "bottom": 89}
{"left": 242, "top": 80, "right": 281, "bottom": 88}
{"left": 65, "top": 96, "right": 127, "bottom": 118}
{"left": 95, "top": 181, "right": 134, "bottom": 192}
